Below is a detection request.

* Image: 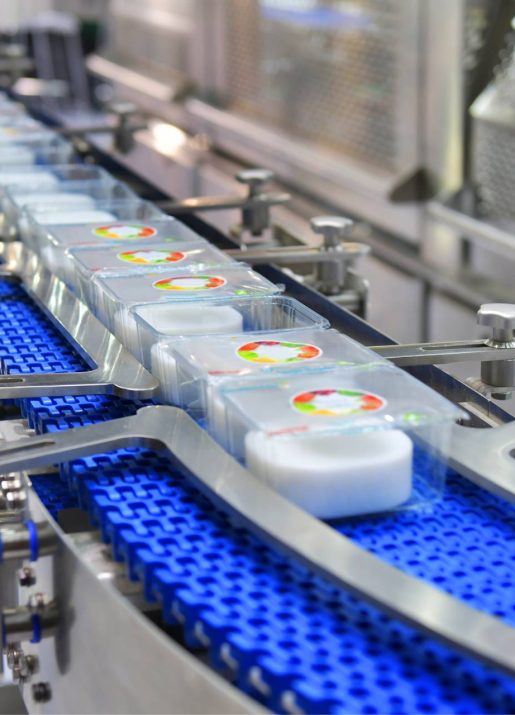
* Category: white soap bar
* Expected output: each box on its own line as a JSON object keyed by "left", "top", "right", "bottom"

{"left": 37, "top": 209, "right": 114, "bottom": 225}
{"left": 244, "top": 429, "right": 413, "bottom": 520}
{"left": 0, "top": 171, "right": 58, "bottom": 190}
{"left": 121, "top": 303, "right": 244, "bottom": 363}
{"left": 20, "top": 193, "right": 96, "bottom": 211}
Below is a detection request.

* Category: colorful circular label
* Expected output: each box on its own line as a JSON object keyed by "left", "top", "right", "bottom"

{"left": 117, "top": 249, "right": 185, "bottom": 265}
{"left": 291, "top": 388, "right": 386, "bottom": 417}
{"left": 237, "top": 340, "right": 322, "bottom": 364}
{"left": 92, "top": 224, "right": 157, "bottom": 240}
{"left": 153, "top": 275, "right": 226, "bottom": 291}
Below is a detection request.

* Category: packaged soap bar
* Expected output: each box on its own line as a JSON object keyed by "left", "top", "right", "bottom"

{"left": 2, "top": 176, "right": 135, "bottom": 240}
{"left": 142, "top": 295, "right": 330, "bottom": 370}
{"left": 70, "top": 240, "right": 232, "bottom": 302}
{"left": 218, "top": 364, "right": 463, "bottom": 520}
{"left": 0, "top": 115, "right": 42, "bottom": 129}
{"left": 0, "top": 125, "right": 56, "bottom": 144}
{"left": 166, "top": 328, "right": 380, "bottom": 412}
{"left": 0, "top": 136, "right": 75, "bottom": 167}
{"left": 28, "top": 213, "right": 205, "bottom": 285}
{"left": 94, "top": 266, "right": 282, "bottom": 354}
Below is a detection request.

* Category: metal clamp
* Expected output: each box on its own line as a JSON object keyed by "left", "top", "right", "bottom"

{"left": 372, "top": 303, "right": 515, "bottom": 400}
{"left": 159, "top": 168, "right": 290, "bottom": 239}
{"left": 0, "top": 265, "right": 158, "bottom": 400}
{"left": 227, "top": 215, "right": 370, "bottom": 314}
{"left": 0, "top": 405, "right": 513, "bottom": 677}
{"left": 58, "top": 102, "right": 147, "bottom": 154}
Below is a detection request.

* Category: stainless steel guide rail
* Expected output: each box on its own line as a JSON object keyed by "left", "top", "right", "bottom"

{"left": 448, "top": 422, "right": 515, "bottom": 503}
{"left": 0, "top": 264, "right": 159, "bottom": 400}
{"left": 0, "top": 405, "right": 513, "bottom": 678}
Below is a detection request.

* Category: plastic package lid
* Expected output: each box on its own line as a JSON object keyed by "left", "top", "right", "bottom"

{"left": 221, "top": 363, "right": 463, "bottom": 439}
{"left": 98, "top": 264, "right": 282, "bottom": 308}
{"left": 0, "top": 136, "right": 75, "bottom": 166}
{"left": 69, "top": 239, "right": 233, "bottom": 276}
{"left": 0, "top": 164, "right": 115, "bottom": 193}
{"left": 163, "top": 327, "right": 385, "bottom": 412}
{"left": 172, "top": 328, "right": 384, "bottom": 380}
{"left": 36, "top": 215, "right": 207, "bottom": 252}
{"left": 0, "top": 126, "right": 56, "bottom": 143}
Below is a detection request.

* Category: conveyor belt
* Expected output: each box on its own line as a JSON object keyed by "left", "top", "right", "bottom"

{"left": 1, "top": 277, "right": 515, "bottom": 712}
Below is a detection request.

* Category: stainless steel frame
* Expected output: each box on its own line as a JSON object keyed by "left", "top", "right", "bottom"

{"left": 0, "top": 263, "right": 158, "bottom": 400}
{"left": 0, "top": 406, "right": 514, "bottom": 678}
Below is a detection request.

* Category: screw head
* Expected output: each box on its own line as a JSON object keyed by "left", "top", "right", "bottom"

{"left": 32, "top": 682, "right": 51, "bottom": 703}
{"left": 236, "top": 168, "right": 274, "bottom": 192}
{"left": 477, "top": 303, "right": 515, "bottom": 332}
{"left": 18, "top": 566, "right": 36, "bottom": 588}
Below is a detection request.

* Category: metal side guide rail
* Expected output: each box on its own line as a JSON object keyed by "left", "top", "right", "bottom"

{"left": 447, "top": 421, "right": 515, "bottom": 503}
{"left": 0, "top": 405, "right": 513, "bottom": 678}
{"left": 0, "top": 263, "right": 158, "bottom": 400}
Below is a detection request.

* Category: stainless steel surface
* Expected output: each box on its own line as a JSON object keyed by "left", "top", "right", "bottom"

{"left": 160, "top": 167, "right": 290, "bottom": 238}
{"left": 0, "top": 265, "right": 158, "bottom": 401}
{"left": 19, "top": 491, "right": 260, "bottom": 715}
{"left": 0, "top": 406, "right": 513, "bottom": 677}
{"left": 447, "top": 421, "right": 515, "bottom": 503}
{"left": 477, "top": 303, "right": 515, "bottom": 395}
{"left": 372, "top": 339, "right": 515, "bottom": 367}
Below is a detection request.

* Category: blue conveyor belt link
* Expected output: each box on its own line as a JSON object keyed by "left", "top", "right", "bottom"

{"left": 2, "top": 277, "right": 515, "bottom": 713}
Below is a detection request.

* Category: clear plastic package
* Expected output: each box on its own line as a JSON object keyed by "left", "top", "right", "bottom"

{"left": 0, "top": 115, "right": 43, "bottom": 128}
{"left": 69, "top": 240, "right": 232, "bottom": 300}
{"left": 0, "top": 136, "right": 75, "bottom": 166}
{"left": 0, "top": 124, "right": 56, "bottom": 144}
{"left": 28, "top": 213, "right": 204, "bottom": 284}
{"left": 93, "top": 266, "right": 283, "bottom": 353}
{"left": 141, "top": 295, "right": 330, "bottom": 371}
{"left": 217, "top": 364, "right": 463, "bottom": 520}
{"left": 2, "top": 170, "right": 135, "bottom": 240}
{"left": 160, "top": 327, "right": 381, "bottom": 410}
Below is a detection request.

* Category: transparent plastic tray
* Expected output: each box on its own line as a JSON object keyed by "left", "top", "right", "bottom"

{"left": 217, "top": 364, "right": 463, "bottom": 520}
{"left": 161, "top": 327, "right": 381, "bottom": 408}
{"left": 70, "top": 240, "right": 232, "bottom": 300}
{"left": 145, "top": 295, "right": 330, "bottom": 374}
{"left": 29, "top": 213, "right": 206, "bottom": 282}
{"left": 93, "top": 266, "right": 283, "bottom": 354}
{"left": 0, "top": 136, "right": 75, "bottom": 167}
{"left": 2, "top": 174, "right": 136, "bottom": 241}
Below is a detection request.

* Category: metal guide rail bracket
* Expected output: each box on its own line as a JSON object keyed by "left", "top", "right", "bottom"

{"left": 0, "top": 262, "right": 158, "bottom": 400}
{"left": 0, "top": 405, "right": 513, "bottom": 678}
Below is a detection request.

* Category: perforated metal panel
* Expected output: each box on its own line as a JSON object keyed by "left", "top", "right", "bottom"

{"left": 105, "top": 0, "right": 195, "bottom": 82}
{"left": 223, "top": 0, "right": 418, "bottom": 173}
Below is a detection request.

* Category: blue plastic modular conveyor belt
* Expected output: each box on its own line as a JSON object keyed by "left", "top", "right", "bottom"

{"left": 2, "top": 276, "right": 515, "bottom": 714}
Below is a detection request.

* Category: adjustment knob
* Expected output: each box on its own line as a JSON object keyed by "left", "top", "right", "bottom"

{"left": 236, "top": 168, "right": 274, "bottom": 197}
{"left": 310, "top": 216, "right": 354, "bottom": 249}
{"left": 477, "top": 303, "right": 515, "bottom": 343}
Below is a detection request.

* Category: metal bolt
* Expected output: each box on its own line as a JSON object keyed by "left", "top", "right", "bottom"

{"left": 18, "top": 566, "right": 36, "bottom": 588}
{"left": 32, "top": 682, "right": 51, "bottom": 703}
{"left": 477, "top": 303, "right": 515, "bottom": 397}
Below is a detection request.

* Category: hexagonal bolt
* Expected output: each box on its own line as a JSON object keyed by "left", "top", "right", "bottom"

{"left": 32, "top": 682, "right": 51, "bottom": 703}
{"left": 18, "top": 566, "right": 36, "bottom": 588}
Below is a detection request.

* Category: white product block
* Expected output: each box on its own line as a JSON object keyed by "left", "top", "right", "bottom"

{"left": 244, "top": 429, "right": 413, "bottom": 520}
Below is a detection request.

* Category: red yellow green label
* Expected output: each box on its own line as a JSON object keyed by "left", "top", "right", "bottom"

{"left": 291, "top": 388, "right": 385, "bottom": 417}
{"left": 153, "top": 275, "right": 226, "bottom": 291}
{"left": 92, "top": 224, "right": 157, "bottom": 240}
{"left": 116, "top": 249, "right": 185, "bottom": 265}
{"left": 237, "top": 340, "right": 322, "bottom": 364}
